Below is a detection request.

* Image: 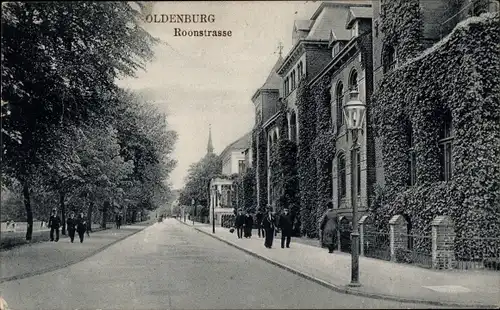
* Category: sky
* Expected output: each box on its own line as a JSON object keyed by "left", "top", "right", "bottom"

{"left": 117, "top": 1, "right": 322, "bottom": 190}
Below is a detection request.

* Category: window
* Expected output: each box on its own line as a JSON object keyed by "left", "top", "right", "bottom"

{"left": 406, "top": 120, "right": 416, "bottom": 186}
{"left": 351, "top": 21, "right": 359, "bottom": 38}
{"left": 472, "top": 0, "right": 498, "bottom": 15}
{"left": 349, "top": 69, "right": 358, "bottom": 91}
{"left": 338, "top": 154, "right": 346, "bottom": 201}
{"left": 238, "top": 160, "right": 246, "bottom": 174}
{"left": 332, "top": 42, "right": 341, "bottom": 57}
{"left": 291, "top": 71, "right": 296, "bottom": 90}
{"left": 336, "top": 82, "right": 344, "bottom": 129}
{"left": 383, "top": 46, "right": 397, "bottom": 73}
{"left": 290, "top": 112, "right": 297, "bottom": 142}
{"left": 439, "top": 110, "right": 454, "bottom": 182}
{"left": 328, "top": 160, "right": 333, "bottom": 199}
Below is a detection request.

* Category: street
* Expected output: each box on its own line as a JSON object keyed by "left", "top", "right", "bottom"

{"left": 0, "top": 219, "right": 439, "bottom": 309}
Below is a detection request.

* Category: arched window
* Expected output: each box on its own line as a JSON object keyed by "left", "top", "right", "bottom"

{"left": 383, "top": 45, "right": 397, "bottom": 73}
{"left": 292, "top": 70, "right": 296, "bottom": 90}
{"left": 406, "top": 120, "right": 416, "bottom": 186}
{"left": 336, "top": 82, "right": 344, "bottom": 129}
{"left": 349, "top": 70, "right": 358, "bottom": 91}
{"left": 290, "top": 112, "right": 297, "bottom": 142}
{"left": 338, "top": 153, "right": 346, "bottom": 202}
{"left": 439, "top": 110, "right": 454, "bottom": 182}
{"left": 273, "top": 131, "right": 278, "bottom": 144}
{"left": 298, "top": 62, "right": 302, "bottom": 80}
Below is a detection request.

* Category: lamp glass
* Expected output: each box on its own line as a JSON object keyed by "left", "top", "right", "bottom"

{"left": 343, "top": 91, "right": 366, "bottom": 130}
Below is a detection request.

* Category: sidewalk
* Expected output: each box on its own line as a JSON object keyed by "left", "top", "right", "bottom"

{"left": 0, "top": 222, "right": 152, "bottom": 283}
{"left": 180, "top": 220, "right": 500, "bottom": 308}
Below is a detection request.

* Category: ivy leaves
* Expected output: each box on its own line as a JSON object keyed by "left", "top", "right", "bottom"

{"left": 371, "top": 13, "right": 500, "bottom": 259}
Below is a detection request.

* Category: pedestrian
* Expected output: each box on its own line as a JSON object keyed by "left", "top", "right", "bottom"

{"left": 256, "top": 210, "right": 264, "bottom": 238}
{"left": 320, "top": 201, "right": 338, "bottom": 253}
{"left": 48, "top": 209, "right": 61, "bottom": 242}
{"left": 278, "top": 207, "right": 293, "bottom": 248}
{"left": 235, "top": 209, "right": 245, "bottom": 239}
{"left": 67, "top": 212, "right": 77, "bottom": 243}
{"left": 262, "top": 205, "right": 276, "bottom": 248}
{"left": 244, "top": 211, "right": 254, "bottom": 238}
{"left": 76, "top": 213, "right": 87, "bottom": 243}
{"left": 117, "top": 212, "right": 122, "bottom": 229}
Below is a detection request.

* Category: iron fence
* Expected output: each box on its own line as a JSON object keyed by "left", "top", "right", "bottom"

{"left": 454, "top": 237, "right": 500, "bottom": 271}
{"left": 397, "top": 234, "right": 433, "bottom": 268}
{"left": 363, "top": 231, "right": 391, "bottom": 261}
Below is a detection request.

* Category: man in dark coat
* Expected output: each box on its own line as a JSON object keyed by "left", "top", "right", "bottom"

{"left": 255, "top": 210, "right": 264, "bottom": 238}
{"left": 66, "top": 212, "right": 77, "bottom": 243}
{"left": 235, "top": 209, "right": 245, "bottom": 239}
{"left": 48, "top": 209, "right": 61, "bottom": 242}
{"left": 278, "top": 208, "right": 293, "bottom": 248}
{"left": 76, "top": 213, "right": 87, "bottom": 243}
{"left": 244, "top": 211, "right": 254, "bottom": 238}
{"left": 262, "top": 206, "right": 276, "bottom": 248}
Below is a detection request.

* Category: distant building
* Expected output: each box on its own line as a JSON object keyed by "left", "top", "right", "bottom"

{"left": 220, "top": 132, "right": 252, "bottom": 176}
{"left": 208, "top": 129, "right": 253, "bottom": 225}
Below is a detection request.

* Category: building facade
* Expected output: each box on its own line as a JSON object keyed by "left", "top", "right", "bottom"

{"left": 242, "top": 0, "right": 499, "bottom": 246}
{"left": 308, "top": 5, "right": 374, "bottom": 219}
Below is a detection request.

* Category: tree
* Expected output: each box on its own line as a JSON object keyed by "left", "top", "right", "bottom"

{"left": 1, "top": 2, "right": 157, "bottom": 240}
{"left": 179, "top": 153, "right": 222, "bottom": 207}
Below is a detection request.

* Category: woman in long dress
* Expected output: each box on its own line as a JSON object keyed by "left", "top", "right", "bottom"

{"left": 320, "top": 201, "right": 338, "bottom": 253}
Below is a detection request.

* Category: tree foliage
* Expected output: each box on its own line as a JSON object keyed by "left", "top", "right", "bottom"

{"left": 179, "top": 153, "right": 222, "bottom": 207}
{"left": 1, "top": 2, "right": 176, "bottom": 239}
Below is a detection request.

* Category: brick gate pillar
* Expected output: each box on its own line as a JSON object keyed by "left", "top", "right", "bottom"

{"left": 389, "top": 215, "right": 408, "bottom": 262}
{"left": 358, "top": 215, "right": 371, "bottom": 257}
{"left": 431, "top": 215, "right": 456, "bottom": 269}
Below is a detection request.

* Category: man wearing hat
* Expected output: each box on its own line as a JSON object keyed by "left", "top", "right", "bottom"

{"left": 235, "top": 209, "right": 245, "bottom": 239}
{"left": 48, "top": 208, "right": 61, "bottom": 242}
{"left": 278, "top": 207, "right": 293, "bottom": 248}
{"left": 261, "top": 205, "right": 276, "bottom": 248}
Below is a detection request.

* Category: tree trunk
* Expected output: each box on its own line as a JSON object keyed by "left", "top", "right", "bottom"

{"left": 60, "top": 191, "right": 66, "bottom": 235}
{"left": 132, "top": 210, "right": 137, "bottom": 224}
{"left": 23, "top": 181, "right": 33, "bottom": 241}
{"left": 101, "top": 201, "right": 109, "bottom": 229}
{"left": 87, "top": 201, "right": 94, "bottom": 232}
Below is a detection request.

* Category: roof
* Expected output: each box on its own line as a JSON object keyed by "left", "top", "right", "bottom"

{"left": 294, "top": 20, "right": 314, "bottom": 31}
{"left": 306, "top": 1, "right": 372, "bottom": 41}
{"left": 346, "top": 7, "right": 373, "bottom": 29}
{"left": 219, "top": 132, "right": 252, "bottom": 159}
{"left": 261, "top": 56, "right": 284, "bottom": 89}
{"left": 252, "top": 56, "right": 283, "bottom": 101}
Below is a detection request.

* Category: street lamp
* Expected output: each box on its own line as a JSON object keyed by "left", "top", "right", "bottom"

{"left": 191, "top": 199, "right": 195, "bottom": 225}
{"left": 343, "top": 89, "right": 366, "bottom": 287}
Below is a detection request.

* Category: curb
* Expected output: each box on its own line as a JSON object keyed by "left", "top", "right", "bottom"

{"left": 179, "top": 220, "right": 496, "bottom": 309}
{"left": 0, "top": 225, "right": 151, "bottom": 284}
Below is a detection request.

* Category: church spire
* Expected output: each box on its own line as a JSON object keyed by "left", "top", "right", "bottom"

{"left": 207, "top": 124, "right": 214, "bottom": 154}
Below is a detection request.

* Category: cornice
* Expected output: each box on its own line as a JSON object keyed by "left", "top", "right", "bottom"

{"left": 277, "top": 39, "right": 329, "bottom": 76}
{"left": 252, "top": 88, "right": 280, "bottom": 104}
{"left": 309, "top": 37, "right": 360, "bottom": 87}
{"left": 262, "top": 111, "right": 282, "bottom": 130}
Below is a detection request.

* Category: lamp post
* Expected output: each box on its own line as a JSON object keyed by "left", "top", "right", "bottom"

{"left": 192, "top": 199, "right": 195, "bottom": 225}
{"left": 343, "top": 90, "right": 366, "bottom": 287}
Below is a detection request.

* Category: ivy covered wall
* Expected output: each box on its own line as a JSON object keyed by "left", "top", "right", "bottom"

{"left": 253, "top": 127, "right": 268, "bottom": 212}
{"left": 379, "top": 0, "right": 423, "bottom": 63}
{"left": 296, "top": 78, "right": 318, "bottom": 237}
{"left": 371, "top": 13, "right": 500, "bottom": 260}
{"left": 312, "top": 75, "right": 335, "bottom": 227}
